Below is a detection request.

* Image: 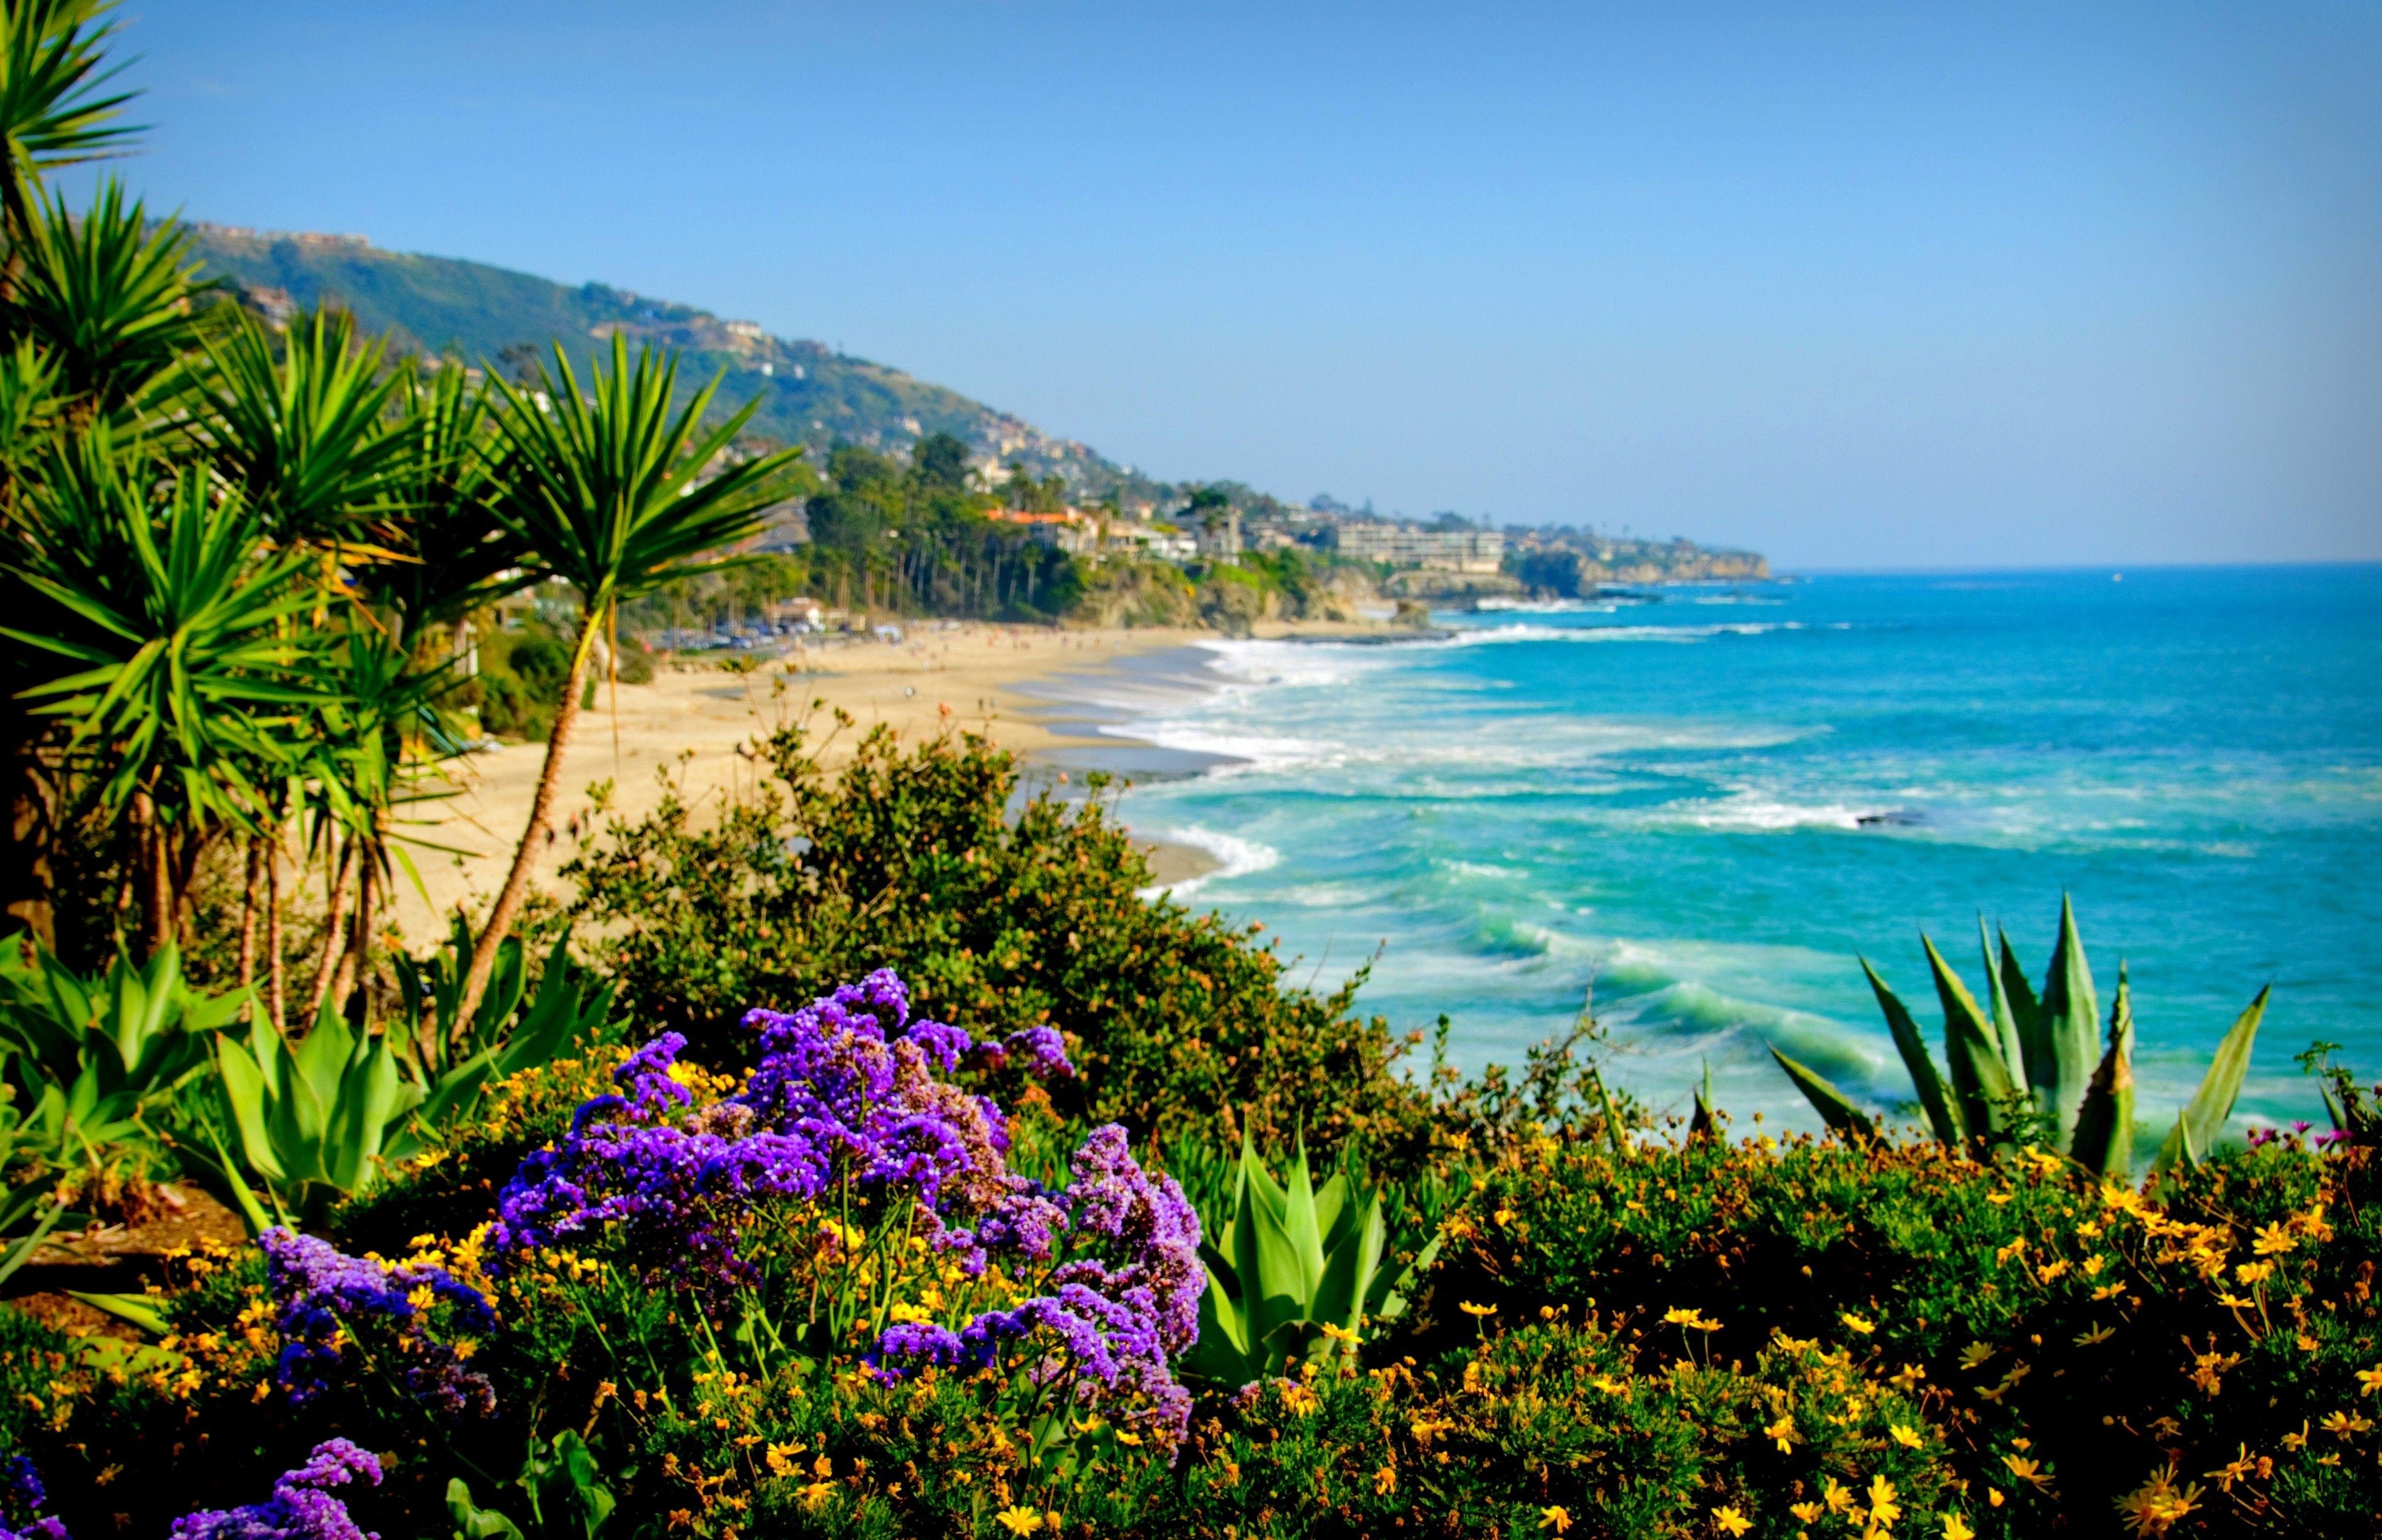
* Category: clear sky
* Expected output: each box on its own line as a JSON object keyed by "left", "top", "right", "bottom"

{"left": 75, "top": 2, "right": 2382, "bottom": 569}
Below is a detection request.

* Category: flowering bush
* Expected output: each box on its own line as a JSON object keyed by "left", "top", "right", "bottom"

{"left": 259, "top": 1228, "right": 495, "bottom": 1416}
{"left": 1439, "top": 1125, "right": 2382, "bottom": 1534}
{"left": 169, "top": 1440, "right": 383, "bottom": 1540}
{"left": 483, "top": 968, "right": 1203, "bottom": 1448}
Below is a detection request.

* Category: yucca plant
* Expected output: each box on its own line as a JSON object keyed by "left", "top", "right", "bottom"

{"left": 0, "top": 0, "right": 141, "bottom": 238}
{"left": 3, "top": 179, "right": 209, "bottom": 424}
{"left": 1772, "top": 895, "right": 2267, "bottom": 1177}
{"left": 185, "top": 309, "right": 413, "bottom": 546}
{"left": 1183, "top": 1128, "right": 1439, "bottom": 1384}
{"left": 3, "top": 440, "right": 321, "bottom": 954}
{"left": 454, "top": 336, "right": 802, "bottom": 1025}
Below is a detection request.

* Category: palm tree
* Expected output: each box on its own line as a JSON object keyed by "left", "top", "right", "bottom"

{"left": 453, "top": 337, "right": 800, "bottom": 1025}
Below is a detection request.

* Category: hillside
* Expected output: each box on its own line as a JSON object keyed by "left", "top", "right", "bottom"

{"left": 188, "top": 225, "right": 1125, "bottom": 486}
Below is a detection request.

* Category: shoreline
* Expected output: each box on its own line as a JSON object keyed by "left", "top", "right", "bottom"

{"left": 386, "top": 619, "right": 1393, "bottom": 941}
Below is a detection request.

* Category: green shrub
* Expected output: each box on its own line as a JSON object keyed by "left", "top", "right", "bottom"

{"left": 559, "top": 720, "right": 1429, "bottom": 1152}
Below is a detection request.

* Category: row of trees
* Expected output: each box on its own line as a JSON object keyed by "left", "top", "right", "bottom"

{"left": 0, "top": 0, "right": 798, "bottom": 1027}
{"left": 800, "top": 436, "right": 1085, "bottom": 618}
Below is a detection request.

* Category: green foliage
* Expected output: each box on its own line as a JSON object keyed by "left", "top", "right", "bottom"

{"left": 0, "top": 0, "right": 140, "bottom": 232}
{"left": 447, "top": 1432, "right": 618, "bottom": 1540}
{"left": 1185, "top": 1128, "right": 1439, "bottom": 1384}
{"left": 0, "top": 933, "right": 242, "bottom": 1166}
{"left": 563, "top": 720, "right": 1429, "bottom": 1152}
{"left": 1777, "top": 896, "right": 2268, "bottom": 1174}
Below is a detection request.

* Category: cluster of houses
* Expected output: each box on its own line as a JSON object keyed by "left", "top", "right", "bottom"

{"left": 976, "top": 503, "right": 1506, "bottom": 574}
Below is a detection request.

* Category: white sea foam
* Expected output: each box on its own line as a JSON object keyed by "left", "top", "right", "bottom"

{"left": 1136, "top": 824, "right": 1280, "bottom": 898}
{"left": 1675, "top": 795, "right": 1887, "bottom": 832}
{"left": 1444, "top": 620, "right": 1815, "bottom": 646}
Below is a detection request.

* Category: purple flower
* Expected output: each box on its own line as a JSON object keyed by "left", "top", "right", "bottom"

{"left": 1001, "top": 1026, "right": 1075, "bottom": 1080}
{"left": 260, "top": 1230, "right": 495, "bottom": 1417}
{"left": 1, "top": 1456, "right": 66, "bottom": 1540}
{"left": 170, "top": 1440, "right": 381, "bottom": 1540}
{"left": 491, "top": 971, "right": 1021, "bottom": 1289}
{"left": 871, "top": 1123, "right": 1203, "bottom": 1447}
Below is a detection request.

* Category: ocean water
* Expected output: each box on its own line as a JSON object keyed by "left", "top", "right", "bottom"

{"left": 1089, "top": 565, "right": 2382, "bottom": 1133}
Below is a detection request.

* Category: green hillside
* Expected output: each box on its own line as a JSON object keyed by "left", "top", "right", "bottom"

{"left": 188, "top": 224, "right": 1126, "bottom": 486}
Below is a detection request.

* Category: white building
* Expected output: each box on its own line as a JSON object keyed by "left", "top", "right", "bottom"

{"left": 1327, "top": 523, "right": 1505, "bottom": 572}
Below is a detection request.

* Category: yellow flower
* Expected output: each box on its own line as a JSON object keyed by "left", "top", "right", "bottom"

{"left": 996, "top": 1507, "right": 1044, "bottom": 1536}
{"left": 1821, "top": 1477, "right": 1853, "bottom": 1513}
{"left": 1374, "top": 1465, "right": 1397, "bottom": 1495}
{"left": 799, "top": 1482, "right": 835, "bottom": 1511}
{"left": 1664, "top": 1306, "right": 1720, "bottom": 1331}
{"left": 1711, "top": 1506, "right": 1752, "bottom": 1537}
{"left": 1958, "top": 1341, "right": 1995, "bottom": 1370}
{"left": 1791, "top": 1502, "right": 1823, "bottom": 1523}
{"left": 1766, "top": 1414, "right": 1800, "bottom": 1453}
{"left": 2234, "top": 1260, "right": 2274, "bottom": 1285}
{"left": 1319, "top": 1321, "right": 1361, "bottom": 1345}
{"left": 1539, "top": 1507, "right": 1573, "bottom": 1534}
{"left": 1890, "top": 1423, "right": 1924, "bottom": 1450}
{"left": 2252, "top": 1221, "right": 2294, "bottom": 1256}
{"left": 2357, "top": 1363, "right": 2382, "bottom": 1397}
{"left": 1867, "top": 1475, "right": 1901, "bottom": 1527}
{"left": 1941, "top": 1517, "right": 1976, "bottom": 1540}
{"left": 1840, "top": 1311, "right": 1875, "bottom": 1336}
{"left": 1888, "top": 1362, "right": 1926, "bottom": 1391}
{"left": 2281, "top": 1421, "right": 2309, "bottom": 1451}
{"left": 2073, "top": 1323, "right": 2114, "bottom": 1346}
{"left": 2004, "top": 1455, "right": 2050, "bottom": 1491}
{"left": 1592, "top": 1375, "right": 1629, "bottom": 1395}
{"left": 2202, "top": 1446, "right": 2256, "bottom": 1492}
{"left": 1459, "top": 1301, "right": 1498, "bottom": 1318}
{"left": 886, "top": 1302, "right": 931, "bottom": 1325}
{"left": 2116, "top": 1465, "right": 2203, "bottom": 1536}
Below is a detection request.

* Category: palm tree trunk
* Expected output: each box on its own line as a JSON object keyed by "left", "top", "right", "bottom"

{"left": 456, "top": 610, "right": 598, "bottom": 1030}
{"left": 237, "top": 833, "right": 263, "bottom": 991}
{"left": 265, "top": 839, "right": 286, "bottom": 1032}
{"left": 307, "top": 836, "right": 356, "bottom": 1021}
{"left": 131, "top": 790, "right": 173, "bottom": 960}
{"left": 334, "top": 844, "right": 375, "bottom": 1020}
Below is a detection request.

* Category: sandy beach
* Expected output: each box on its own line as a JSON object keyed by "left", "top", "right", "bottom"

{"left": 385, "top": 620, "right": 1388, "bottom": 942}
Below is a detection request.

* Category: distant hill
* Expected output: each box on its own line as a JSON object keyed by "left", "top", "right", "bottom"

{"left": 187, "top": 225, "right": 1128, "bottom": 487}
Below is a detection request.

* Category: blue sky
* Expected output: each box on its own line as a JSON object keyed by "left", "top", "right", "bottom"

{"left": 80, "top": 2, "right": 2382, "bottom": 569}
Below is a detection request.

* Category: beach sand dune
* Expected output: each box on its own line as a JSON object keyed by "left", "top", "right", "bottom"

{"left": 388, "top": 622, "right": 1241, "bottom": 941}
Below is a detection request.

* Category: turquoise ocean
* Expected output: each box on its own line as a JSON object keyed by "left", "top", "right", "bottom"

{"left": 1074, "top": 565, "right": 2381, "bottom": 1133}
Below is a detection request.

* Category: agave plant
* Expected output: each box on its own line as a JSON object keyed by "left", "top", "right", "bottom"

{"left": 206, "top": 926, "right": 612, "bottom": 1230}
{"left": 1183, "top": 1128, "right": 1439, "bottom": 1384}
{"left": 1772, "top": 896, "right": 2267, "bottom": 1177}
{"left": 207, "top": 1005, "right": 424, "bottom": 1227}
{"left": 390, "top": 918, "right": 613, "bottom": 1119}
{"left": 0, "top": 934, "right": 245, "bottom": 1152}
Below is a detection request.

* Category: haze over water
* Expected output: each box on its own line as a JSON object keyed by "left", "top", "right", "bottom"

{"left": 1105, "top": 564, "right": 2381, "bottom": 1133}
